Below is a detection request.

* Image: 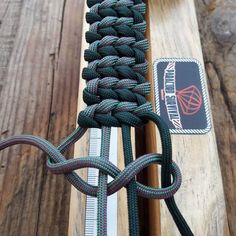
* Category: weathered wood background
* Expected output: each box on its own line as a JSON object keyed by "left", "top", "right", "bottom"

{"left": 0, "top": 0, "right": 85, "bottom": 235}
{"left": 195, "top": 0, "right": 236, "bottom": 235}
{"left": 0, "top": 0, "right": 235, "bottom": 235}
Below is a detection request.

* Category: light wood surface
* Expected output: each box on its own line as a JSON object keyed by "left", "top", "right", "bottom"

{"left": 146, "top": 0, "right": 229, "bottom": 235}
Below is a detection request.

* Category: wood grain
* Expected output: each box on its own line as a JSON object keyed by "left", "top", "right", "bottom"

{"left": 146, "top": 0, "right": 229, "bottom": 235}
{"left": 0, "top": 0, "right": 84, "bottom": 235}
{"left": 68, "top": 2, "right": 88, "bottom": 235}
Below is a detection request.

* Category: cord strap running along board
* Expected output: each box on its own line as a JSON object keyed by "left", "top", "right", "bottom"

{"left": 0, "top": 0, "right": 193, "bottom": 235}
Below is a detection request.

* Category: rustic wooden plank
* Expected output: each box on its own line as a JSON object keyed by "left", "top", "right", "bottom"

{"left": 0, "top": 1, "right": 23, "bottom": 98}
{"left": 0, "top": 0, "right": 84, "bottom": 235}
{"left": 194, "top": 1, "right": 236, "bottom": 235}
{"left": 146, "top": 0, "right": 230, "bottom": 235}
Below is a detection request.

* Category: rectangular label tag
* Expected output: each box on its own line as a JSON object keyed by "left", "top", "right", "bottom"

{"left": 153, "top": 58, "right": 211, "bottom": 134}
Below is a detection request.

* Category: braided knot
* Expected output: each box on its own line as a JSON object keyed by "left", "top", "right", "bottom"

{"left": 84, "top": 36, "right": 148, "bottom": 64}
{"left": 79, "top": 0, "right": 150, "bottom": 128}
{"left": 83, "top": 55, "right": 148, "bottom": 81}
{"left": 78, "top": 99, "right": 152, "bottom": 127}
{"left": 87, "top": 0, "right": 146, "bottom": 19}
{"left": 83, "top": 77, "right": 150, "bottom": 105}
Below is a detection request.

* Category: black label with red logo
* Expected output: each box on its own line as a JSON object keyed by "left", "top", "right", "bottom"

{"left": 153, "top": 58, "right": 211, "bottom": 134}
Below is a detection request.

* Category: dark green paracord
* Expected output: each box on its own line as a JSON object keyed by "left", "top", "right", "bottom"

{"left": 122, "top": 125, "right": 139, "bottom": 236}
{"left": 97, "top": 127, "right": 111, "bottom": 236}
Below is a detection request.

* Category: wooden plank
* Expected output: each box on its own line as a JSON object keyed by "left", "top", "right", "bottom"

{"left": 0, "top": 1, "right": 23, "bottom": 97}
{"left": 146, "top": 0, "right": 230, "bottom": 235}
{"left": 0, "top": 0, "right": 84, "bottom": 235}
{"left": 194, "top": 1, "right": 236, "bottom": 235}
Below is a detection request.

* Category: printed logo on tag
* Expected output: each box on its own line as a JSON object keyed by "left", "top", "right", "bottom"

{"left": 153, "top": 58, "right": 211, "bottom": 134}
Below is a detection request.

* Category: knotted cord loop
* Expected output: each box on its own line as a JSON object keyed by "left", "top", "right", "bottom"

{"left": 0, "top": 120, "right": 182, "bottom": 198}
{"left": 0, "top": 0, "right": 194, "bottom": 235}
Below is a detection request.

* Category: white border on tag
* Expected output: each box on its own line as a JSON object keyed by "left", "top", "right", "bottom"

{"left": 153, "top": 58, "right": 211, "bottom": 134}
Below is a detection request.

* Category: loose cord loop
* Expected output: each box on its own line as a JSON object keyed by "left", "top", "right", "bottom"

{"left": 0, "top": 118, "right": 181, "bottom": 199}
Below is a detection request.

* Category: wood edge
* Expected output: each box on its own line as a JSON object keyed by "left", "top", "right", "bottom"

{"left": 68, "top": 1, "right": 88, "bottom": 236}
{"left": 145, "top": 1, "right": 161, "bottom": 236}
{"left": 117, "top": 129, "right": 129, "bottom": 236}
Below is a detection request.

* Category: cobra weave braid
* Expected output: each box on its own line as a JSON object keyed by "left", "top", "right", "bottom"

{"left": 0, "top": 0, "right": 193, "bottom": 235}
